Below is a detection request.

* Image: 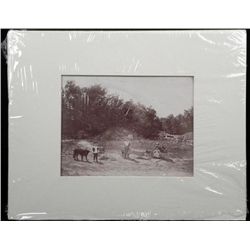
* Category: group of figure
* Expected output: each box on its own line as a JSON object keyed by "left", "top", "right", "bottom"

{"left": 73, "top": 135, "right": 165, "bottom": 163}
{"left": 73, "top": 145, "right": 99, "bottom": 163}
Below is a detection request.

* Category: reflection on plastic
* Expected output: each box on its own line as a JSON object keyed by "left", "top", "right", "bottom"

{"left": 5, "top": 30, "right": 246, "bottom": 220}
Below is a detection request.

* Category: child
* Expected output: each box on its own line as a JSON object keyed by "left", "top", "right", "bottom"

{"left": 92, "top": 145, "right": 99, "bottom": 162}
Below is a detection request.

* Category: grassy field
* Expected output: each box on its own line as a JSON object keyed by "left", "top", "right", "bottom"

{"left": 61, "top": 139, "right": 193, "bottom": 176}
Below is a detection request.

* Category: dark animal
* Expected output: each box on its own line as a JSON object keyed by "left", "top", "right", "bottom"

{"left": 73, "top": 148, "right": 90, "bottom": 162}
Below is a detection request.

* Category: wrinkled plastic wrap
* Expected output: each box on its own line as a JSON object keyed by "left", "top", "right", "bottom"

{"left": 5, "top": 30, "right": 246, "bottom": 220}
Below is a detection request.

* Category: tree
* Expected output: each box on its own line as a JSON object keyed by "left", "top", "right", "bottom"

{"left": 160, "top": 107, "right": 193, "bottom": 135}
{"left": 62, "top": 81, "right": 193, "bottom": 139}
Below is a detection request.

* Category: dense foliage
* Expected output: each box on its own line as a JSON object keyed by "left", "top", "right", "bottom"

{"left": 62, "top": 81, "right": 193, "bottom": 139}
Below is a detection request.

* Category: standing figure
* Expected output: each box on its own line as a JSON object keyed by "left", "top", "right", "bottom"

{"left": 123, "top": 140, "right": 131, "bottom": 159}
{"left": 92, "top": 145, "right": 99, "bottom": 163}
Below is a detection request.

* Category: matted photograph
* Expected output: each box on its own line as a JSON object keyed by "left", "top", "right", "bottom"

{"left": 61, "top": 76, "right": 193, "bottom": 176}
{"left": 6, "top": 30, "right": 246, "bottom": 220}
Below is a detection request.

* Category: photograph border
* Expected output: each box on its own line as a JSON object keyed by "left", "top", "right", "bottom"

{"left": 60, "top": 74, "right": 194, "bottom": 177}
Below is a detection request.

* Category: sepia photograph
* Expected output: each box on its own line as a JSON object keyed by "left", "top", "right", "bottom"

{"left": 61, "top": 76, "right": 193, "bottom": 176}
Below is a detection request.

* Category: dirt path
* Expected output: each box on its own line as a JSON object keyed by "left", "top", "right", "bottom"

{"left": 61, "top": 149, "right": 193, "bottom": 176}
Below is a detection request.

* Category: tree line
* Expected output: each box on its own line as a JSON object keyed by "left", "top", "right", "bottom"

{"left": 62, "top": 81, "right": 193, "bottom": 139}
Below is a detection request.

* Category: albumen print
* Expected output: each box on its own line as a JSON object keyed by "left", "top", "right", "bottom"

{"left": 61, "top": 76, "right": 193, "bottom": 176}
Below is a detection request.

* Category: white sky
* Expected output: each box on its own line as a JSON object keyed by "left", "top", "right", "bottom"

{"left": 62, "top": 76, "right": 193, "bottom": 117}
